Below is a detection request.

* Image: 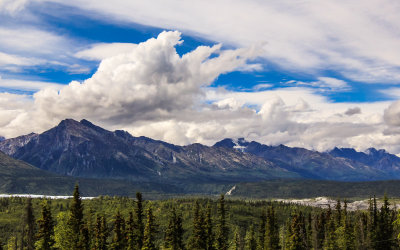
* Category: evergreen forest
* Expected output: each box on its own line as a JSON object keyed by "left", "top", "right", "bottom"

{"left": 1, "top": 185, "right": 400, "bottom": 249}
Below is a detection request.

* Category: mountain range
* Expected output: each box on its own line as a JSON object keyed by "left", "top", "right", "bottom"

{"left": 1, "top": 119, "right": 400, "bottom": 194}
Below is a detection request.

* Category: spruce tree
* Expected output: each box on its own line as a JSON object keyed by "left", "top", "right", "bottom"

{"left": 257, "top": 209, "right": 266, "bottom": 250}
{"left": 35, "top": 200, "right": 55, "bottom": 250}
{"left": 323, "top": 215, "right": 337, "bottom": 250}
{"left": 376, "top": 194, "right": 394, "bottom": 249}
{"left": 86, "top": 207, "right": 95, "bottom": 249}
{"left": 68, "top": 183, "right": 85, "bottom": 249}
{"left": 312, "top": 212, "right": 325, "bottom": 249}
{"left": 23, "top": 198, "right": 36, "bottom": 250}
{"left": 264, "top": 206, "right": 279, "bottom": 250}
{"left": 164, "top": 207, "right": 184, "bottom": 250}
{"left": 135, "top": 192, "right": 145, "bottom": 249}
{"left": 142, "top": 206, "right": 157, "bottom": 250}
{"left": 368, "top": 196, "right": 378, "bottom": 248}
{"left": 335, "top": 199, "right": 342, "bottom": 227}
{"left": 286, "top": 211, "right": 306, "bottom": 250}
{"left": 343, "top": 217, "right": 355, "bottom": 250}
{"left": 94, "top": 215, "right": 108, "bottom": 250}
{"left": 306, "top": 213, "right": 312, "bottom": 249}
{"left": 354, "top": 213, "right": 368, "bottom": 249}
{"left": 79, "top": 225, "right": 90, "bottom": 250}
{"left": 342, "top": 200, "right": 355, "bottom": 250}
{"left": 245, "top": 225, "right": 257, "bottom": 250}
{"left": 126, "top": 212, "right": 136, "bottom": 250}
{"left": 111, "top": 211, "right": 126, "bottom": 250}
{"left": 205, "top": 204, "right": 215, "bottom": 250}
{"left": 232, "top": 227, "right": 243, "bottom": 250}
{"left": 188, "top": 202, "right": 207, "bottom": 249}
{"left": 215, "top": 194, "right": 229, "bottom": 250}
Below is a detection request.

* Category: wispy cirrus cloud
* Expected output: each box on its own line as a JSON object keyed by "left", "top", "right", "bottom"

{"left": 26, "top": 0, "right": 400, "bottom": 84}
{"left": 0, "top": 76, "right": 63, "bottom": 92}
{"left": 287, "top": 77, "right": 351, "bottom": 92}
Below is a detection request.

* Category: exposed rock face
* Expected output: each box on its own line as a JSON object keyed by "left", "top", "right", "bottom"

{"left": 213, "top": 138, "right": 390, "bottom": 181}
{"left": 329, "top": 147, "right": 400, "bottom": 174}
{"left": 2, "top": 119, "right": 400, "bottom": 184}
{"left": 0, "top": 119, "right": 295, "bottom": 183}
{"left": 0, "top": 133, "right": 38, "bottom": 155}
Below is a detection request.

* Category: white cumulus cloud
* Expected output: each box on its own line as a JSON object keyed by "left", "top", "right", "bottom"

{"left": 1, "top": 31, "right": 400, "bottom": 155}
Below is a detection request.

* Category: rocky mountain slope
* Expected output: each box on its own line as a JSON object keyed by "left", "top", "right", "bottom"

{"left": 329, "top": 147, "right": 400, "bottom": 175}
{"left": 0, "top": 150, "right": 180, "bottom": 196}
{"left": 213, "top": 138, "right": 391, "bottom": 181}
{"left": 2, "top": 119, "right": 400, "bottom": 184}
{"left": 0, "top": 119, "right": 296, "bottom": 184}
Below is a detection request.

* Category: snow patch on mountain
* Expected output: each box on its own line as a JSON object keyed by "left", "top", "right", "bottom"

{"left": 226, "top": 185, "right": 236, "bottom": 195}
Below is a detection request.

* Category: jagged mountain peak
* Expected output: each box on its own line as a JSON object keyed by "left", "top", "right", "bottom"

{"left": 213, "top": 138, "right": 236, "bottom": 148}
{"left": 0, "top": 120, "right": 293, "bottom": 182}
{"left": 51, "top": 118, "right": 111, "bottom": 139}
{"left": 2, "top": 119, "right": 400, "bottom": 182}
{"left": 213, "top": 138, "right": 250, "bottom": 148}
{"left": 366, "top": 147, "right": 387, "bottom": 156}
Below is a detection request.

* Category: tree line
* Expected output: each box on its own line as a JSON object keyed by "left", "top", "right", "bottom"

{"left": 2, "top": 185, "right": 400, "bottom": 249}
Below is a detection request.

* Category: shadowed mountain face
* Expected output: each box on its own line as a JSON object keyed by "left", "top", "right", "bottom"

{"left": 329, "top": 147, "right": 400, "bottom": 173}
{"left": 0, "top": 150, "right": 55, "bottom": 178}
{"left": 213, "top": 138, "right": 392, "bottom": 181}
{"left": 0, "top": 119, "right": 296, "bottom": 184}
{"left": 1, "top": 119, "right": 400, "bottom": 184}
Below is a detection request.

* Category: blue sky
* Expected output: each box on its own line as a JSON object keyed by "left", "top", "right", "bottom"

{"left": 0, "top": 0, "right": 395, "bottom": 102}
{"left": 1, "top": 0, "right": 400, "bottom": 153}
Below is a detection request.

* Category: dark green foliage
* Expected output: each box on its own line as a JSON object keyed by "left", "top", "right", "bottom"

{"left": 232, "top": 227, "right": 243, "bottom": 250}
{"left": 135, "top": 192, "right": 145, "bottom": 249}
{"left": 232, "top": 179, "right": 400, "bottom": 199}
{"left": 257, "top": 209, "right": 266, "bottom": 250}
{"left": 376, "top": 194, "right": 395, "bottom": 249}
{"left": 187, "top": 202, "right": 207, "bottom": 249}
{"left": 342, "top": 200, "right": 355, "bottom": 250}
{"left": 305, "top": 213, "right": 312, "bottom": 249}
{"left": 126, "top": 212, "right": 136, "bottom": 250}
{"left": 368, "top": 196, "right": 378, "bottom": 248}
{"left": 286, "top": 211, "right": 307, "bottom": 250}
{"left": 94, "top": 215, "right": 108, "bottom": 250}
{"left": 111, "top": 211, "right": 126, "bottom": 250}
{"left": 312, "top": 212, "right": 325, "bottom": 249}
{"left": 1, "top": 188, "right": 399, "bottom": 250}
{"left": 245, "top": 225, "right": 257, "bottom": 250}
{"left": 334, "top": 199, "right": 341, "bottom": 227}
{"left": 354, "top": 212, "right": 368, "bottom": 249}
{"left": 323, "top": 211, "right": 337, "bottom": 250}
{"left": 215, "top": 194, "right": 228, "bottom": 250}
{"left": 142, "top": 206, "right": 157, "bottom": 250}
{"left": 164, "top": 207, "right": 184, "bottom": 250}
{"left": 35, "top": 200, "right": 55, "bottom": 250}
{"left": 68, "top": 184, "right": 84, "bottom": 249}
{"left": 264, "top": 206, "right": 279, "bottom": 250}
{"left": 205, "top": 204, "right": 214, "bottom": 250}
{"left": 23, "top": 198, "right": 35, "bottom": 250}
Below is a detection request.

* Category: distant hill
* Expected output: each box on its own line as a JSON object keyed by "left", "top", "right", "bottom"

{"left": 0, "top": 150, "right": 181, "bottom": 197}
{"left": 229, "top": 179, "right": 400, "bottom": 199}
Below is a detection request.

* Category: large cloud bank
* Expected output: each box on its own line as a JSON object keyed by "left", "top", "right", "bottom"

{"left": 1, "top": 31, "right": 400, "bottom": 153}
